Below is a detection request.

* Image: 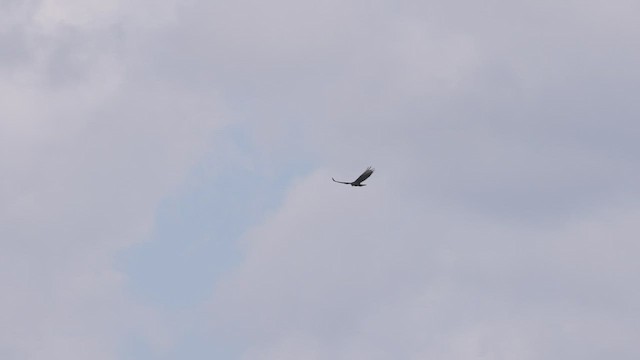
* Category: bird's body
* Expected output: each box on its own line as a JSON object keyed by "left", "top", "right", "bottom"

{"left": 332, "top": 166, "right": 374, "bottom": 186}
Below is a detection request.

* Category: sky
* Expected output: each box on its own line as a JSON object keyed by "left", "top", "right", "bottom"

{"left": 2, "top": 0, "right": 640, "bottom": 359}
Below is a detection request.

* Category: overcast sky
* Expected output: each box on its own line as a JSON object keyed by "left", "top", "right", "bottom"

{"left": 2, "top": 0, "right": 640, "bottom": 359}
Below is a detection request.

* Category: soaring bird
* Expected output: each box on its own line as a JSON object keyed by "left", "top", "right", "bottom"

{"left": 332, "top": 166, "right": 375, "bottom": 186}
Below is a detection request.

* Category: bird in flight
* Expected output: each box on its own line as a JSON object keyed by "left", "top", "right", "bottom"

{"left": 332, "top": 166, "right": 375, "bottom": 186}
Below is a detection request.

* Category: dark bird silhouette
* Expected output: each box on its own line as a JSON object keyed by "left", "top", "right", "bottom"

{"left": 332, "top": 166, "right": 375, "bottom": 186}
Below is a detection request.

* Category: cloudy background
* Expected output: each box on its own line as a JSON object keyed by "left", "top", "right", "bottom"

{"left": 2, "top": 0, "right": 640, "bottom": 358}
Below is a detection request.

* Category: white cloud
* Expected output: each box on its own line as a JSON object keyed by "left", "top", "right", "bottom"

{"left": 210, "top": 171, "right": 640, "bottom": 359}
{"left": 0, "top": 1, "right": 220, "bottom": 358}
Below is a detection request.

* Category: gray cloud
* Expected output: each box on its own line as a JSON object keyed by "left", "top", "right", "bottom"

{"left": 201, "top": 0, "right": 640, "bottom": 358}
{"left": 3, "top": 0, "right": 640, "bottom": 358}
{"left": 1, "top": 1, "right": 219, "bottom": 358}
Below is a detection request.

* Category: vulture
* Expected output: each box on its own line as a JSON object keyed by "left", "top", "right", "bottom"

{"left": 332, "top": 166, "right": 375, "bottom": 186}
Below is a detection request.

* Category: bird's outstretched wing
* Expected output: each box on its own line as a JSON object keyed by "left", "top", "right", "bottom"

{"left": 352, "top": 166, "right": 374, "bottom": 185}
{"left": 332, "top": 178, "right": 352, "bottom": 185}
